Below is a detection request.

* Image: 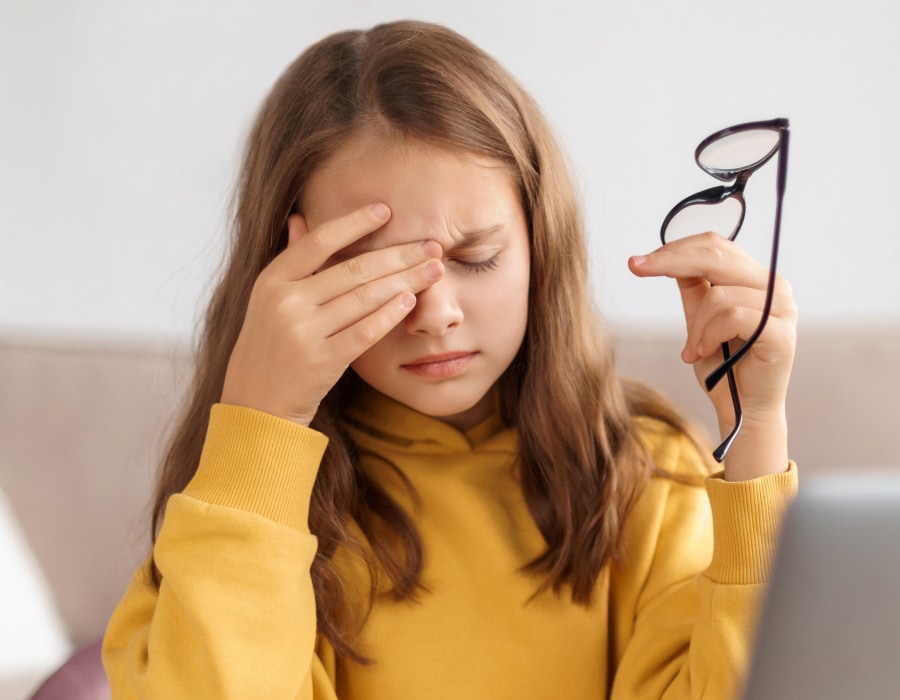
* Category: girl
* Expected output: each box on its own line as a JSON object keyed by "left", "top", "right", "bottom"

{"left": 103, "top": 20, "right": 798, "bottom": 699}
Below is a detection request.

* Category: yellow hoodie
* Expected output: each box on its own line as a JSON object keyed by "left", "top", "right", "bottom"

{"left": 104, "top": 387, "right": 797, "bottom": 699}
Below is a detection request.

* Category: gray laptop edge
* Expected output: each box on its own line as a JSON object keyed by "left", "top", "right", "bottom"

{"left": 742, "top": 473, "right": 900, "bottom": 699}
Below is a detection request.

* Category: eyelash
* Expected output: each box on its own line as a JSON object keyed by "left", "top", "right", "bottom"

{"left": 453, "top": 254, "right": 500, "bottom": 274}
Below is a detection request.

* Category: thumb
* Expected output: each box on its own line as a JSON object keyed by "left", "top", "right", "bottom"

{"left": 286, "top": 213, "right": 309, "bottom": 247}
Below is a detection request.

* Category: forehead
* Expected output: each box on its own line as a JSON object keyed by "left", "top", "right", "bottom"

{"left": 301, "top": 130, "right": 524, "bottom": 251}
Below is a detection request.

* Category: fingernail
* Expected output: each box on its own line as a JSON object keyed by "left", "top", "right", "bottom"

{"left": 425, "top": 260, "right": 444, "bottom": 279}
{"left": 630, "top": 255, "right": 648, "bottom": 267}
{"left": 370, "top": 203, "right": 390, "bottom": 219}
{"left": 400, "top": 293, "right": 416, "bottom": 310}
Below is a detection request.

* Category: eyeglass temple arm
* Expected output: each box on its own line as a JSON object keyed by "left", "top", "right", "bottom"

{"left": 704, "top": 128, "right": 790, "bottom": 391}
{"left": 712, "top": 344, "right": 743, "bottom": 463}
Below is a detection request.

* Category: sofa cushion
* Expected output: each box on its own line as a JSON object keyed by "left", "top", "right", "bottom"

{"left": 1, "top": 327, "right": 897, "bottom": 648}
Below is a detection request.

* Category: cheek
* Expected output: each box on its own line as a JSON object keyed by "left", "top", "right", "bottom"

{"left": 500, "top": 256, "right": 531, "bottom": 315}
{"left": 474, "top": 266, "right": 530, "bottom": 333}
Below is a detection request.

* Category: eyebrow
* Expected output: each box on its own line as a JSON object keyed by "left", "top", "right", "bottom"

{"left": 446, "top": 224, "right": 504, "bottom": 252}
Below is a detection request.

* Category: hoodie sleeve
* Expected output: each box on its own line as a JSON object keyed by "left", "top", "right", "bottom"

{"left": 609, "top": 428, "right": 798, "bottom": 699}
{"left": 102, "top": 404, "right": 339, "bottom": 699}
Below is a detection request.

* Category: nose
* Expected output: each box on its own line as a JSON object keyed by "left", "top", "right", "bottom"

{"left": 403, "top": 277, "right": 463, "bottom": 336}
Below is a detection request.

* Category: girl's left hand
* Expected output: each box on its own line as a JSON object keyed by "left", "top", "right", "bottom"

{"left": 628, "top": 232, "right": 798, "bottom": 480}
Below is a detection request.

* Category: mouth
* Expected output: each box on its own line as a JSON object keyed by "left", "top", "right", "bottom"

{"left": 401, "top": 351, "right": 478, "bottom": 379}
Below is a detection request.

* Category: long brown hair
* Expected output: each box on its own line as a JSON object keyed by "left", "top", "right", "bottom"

{"left": 151, "top": 20, "right": 708, "bottom": 662}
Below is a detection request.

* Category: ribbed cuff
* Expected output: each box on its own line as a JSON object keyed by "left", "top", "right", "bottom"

{"left": 705, "top": 462, "right": 798, "bottom": 584}
{"left": 182, "top": 404, "right": 329, "bottom": 532}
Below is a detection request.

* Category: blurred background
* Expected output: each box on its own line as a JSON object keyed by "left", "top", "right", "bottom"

{"left": 2, "top": 0, "right": 899, "bottom": 339}
{"left": 1, "top": 0, "right": 898, "bottom": 696}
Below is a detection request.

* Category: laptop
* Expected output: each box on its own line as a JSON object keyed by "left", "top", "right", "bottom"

{"left": 742, "top": 473, "right": 900, "bottom": 699}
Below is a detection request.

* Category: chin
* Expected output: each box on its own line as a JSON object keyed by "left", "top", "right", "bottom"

{"left": 410, "top": 389, "right": 495, "bottom": 429}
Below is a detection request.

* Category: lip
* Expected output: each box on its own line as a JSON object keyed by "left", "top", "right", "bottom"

{"left": 401, "top": 351, "right": 477, "bottom": 379}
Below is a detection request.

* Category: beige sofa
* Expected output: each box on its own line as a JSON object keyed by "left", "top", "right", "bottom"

{"left": 1, "top": 327, "right": 897, "bottom": 693}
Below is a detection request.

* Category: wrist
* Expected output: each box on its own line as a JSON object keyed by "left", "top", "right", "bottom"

{"left": 720, "top": 407, "right": 789, "bottom": 482}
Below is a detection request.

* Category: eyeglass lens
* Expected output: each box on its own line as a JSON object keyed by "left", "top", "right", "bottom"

{"left": 697, "top": 129, "right": 780, "bottom": 179}
{"left": 662, "top": 197, "right": 743, "bottom": 242}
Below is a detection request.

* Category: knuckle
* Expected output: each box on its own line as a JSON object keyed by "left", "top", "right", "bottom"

{"left": 352, "top": 282, "right": 376, "bottom": 308}
{"left": 708, "top": 244, "right": 729, "bottom": 266}
{"left": 774, "top": 273, "right": 794, "bottom": 298}
{"left": 344, "top": 254, "right": 369, "bottom": 279}
{"left": 714, "top": 304, "right": 743, "bottom": 333}
{"left": 788, "top": 297, "right": 799, "bottom": 318}
{"left": 287, "top": 324, "right": 313, "bottom": 353}
{"left": 700, "top": 232, "right": 729, "bottom": 264}
{"left": 274, "top": 294, "right": 303, "bottom": 327}
{"left": 251, "top": 273, "right": 279, "bottom": 304}
{"left": 728, "top": 304, "right": 745, "bottom": 324}
{"left": 707, "top": 285, "right": 728, "bottom": 307}
{"left": 305, "top": 228, "right": 333, "bottom": 257}
{"left": 401, "top": 242, "right": 424, "bottom": 267}
{"left": 351, "top": 322, "right": 379, "bottom": 349}
{"left": 781, "top": 295, "right": 800, "bottom": 321}
{"left": 773, "top": 275, "right": 799, "bottom": 317}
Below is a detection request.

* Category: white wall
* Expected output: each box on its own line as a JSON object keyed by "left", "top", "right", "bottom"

{"left": 2, "top": 0, "right": 898, "bottom": 342}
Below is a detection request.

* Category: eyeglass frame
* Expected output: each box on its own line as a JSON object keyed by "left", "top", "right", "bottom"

{"left": 660, "top": 117, "right": 791, "bottom": 462}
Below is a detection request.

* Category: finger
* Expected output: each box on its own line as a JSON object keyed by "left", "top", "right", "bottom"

{"left": 286, "top": 213, "right": 308, "bottom": 247}
{"left": 671, "top": 274, "right": 712, "bottom": 334}
{"left": 682, "top": 278, "right": 797, "bottom": 361}
{"left": 318, "top": 257, "right": 444, "bottom": 338}
{"left": 327, "top": 292, "right": 419, "bottom": 365}
{"left": 308, "top": 239, "right": 443, "bottom": 306}
{"left": 629, "top": 232, "right": 769, "bottom": 290}
{"left": 690, "top": 307, "right": 796, "bottom": 410}
{"left": 269, "top": 203, "right": 392, "bottom": 281}
{"left": 688, "top": 308, "right": 798, "bottom": 373}
{"left": 682, "top": 286, "right": 767, "bottom": 362}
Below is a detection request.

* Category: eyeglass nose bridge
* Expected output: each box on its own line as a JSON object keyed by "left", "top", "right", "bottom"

{"left": 659, "top": 181, "right": 748, "bottom": 245}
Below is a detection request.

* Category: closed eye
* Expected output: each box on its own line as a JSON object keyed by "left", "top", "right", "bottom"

{"left": 451, "top": 253, "right": 500, "bottom": 273}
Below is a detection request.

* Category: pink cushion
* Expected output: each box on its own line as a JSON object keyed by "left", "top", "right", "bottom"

{"left": 30, "top": 638, "right": 108, "bottom": 700}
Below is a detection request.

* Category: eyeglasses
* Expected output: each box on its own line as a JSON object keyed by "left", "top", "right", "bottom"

{"left": 660, "top": 117, "right": 790, "bottom": 462}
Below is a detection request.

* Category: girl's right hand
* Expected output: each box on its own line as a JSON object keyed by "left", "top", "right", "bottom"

{"left": 221, "top": 203, "right": 444, "bottom": 426}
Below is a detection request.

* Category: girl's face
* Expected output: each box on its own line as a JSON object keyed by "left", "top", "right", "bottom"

{"left": 302, "top": 130, "right": 531, "bottom": 430}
